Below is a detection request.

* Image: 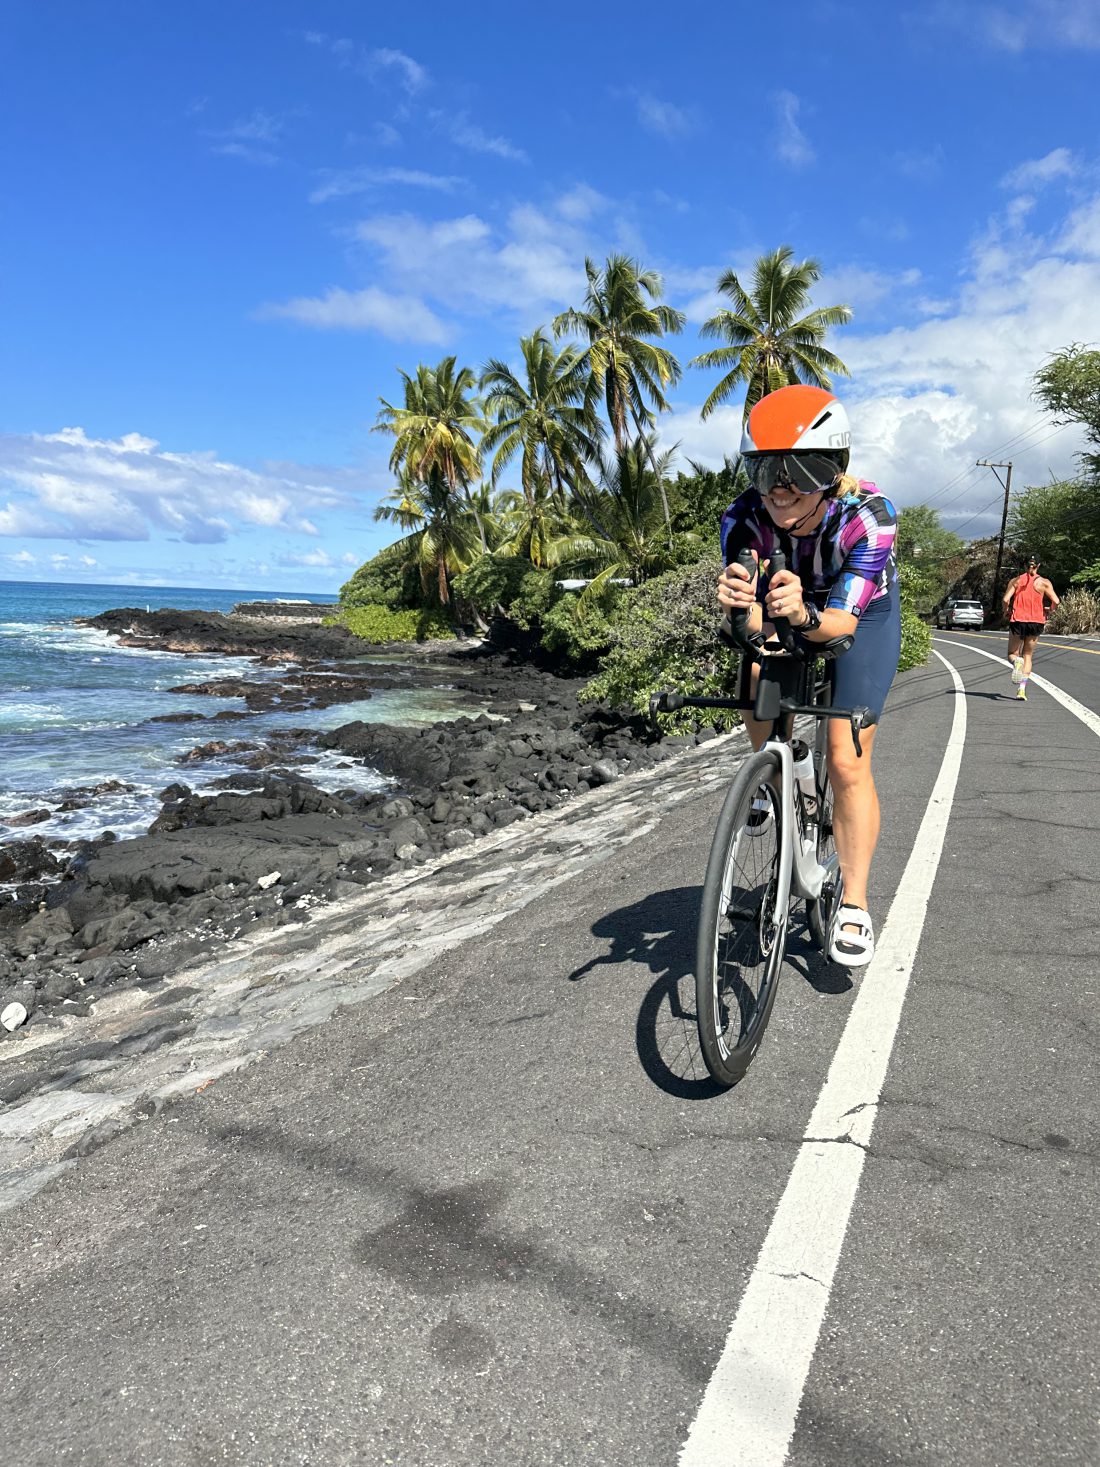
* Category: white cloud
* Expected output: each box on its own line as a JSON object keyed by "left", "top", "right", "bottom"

{"left": 435, "top": 110, "right": 527, "bottom": 162}
{"left": 305, "top": 33, "right": 430, "bottom": 93}
{"left": 260, "top": 285, "right": 450, "bottom": 343}
{"left": 815, "top": 265, "right": 923, "bottom": 316}
{"left": 893, "top": 146, "right": 944, "bottom": 182}
{"left": 0, "top": 428, "right": 349, "bottom": 545}
{"left": 918, "top": 0, "right": 1100, "bottom": 51}
{"left": 982, "top": 0, "right": 1100, "bottom": 49}
{"left": 6, "top": 549, "right": 35, "bottom": 564}
{"left": 773, "top": 91, "right": 814, "bottom": 169}
{"left": 556, "top": 184, "right": 609, "bottom": 222}
{"left": 212, "top": 142, "right": 280, "bottom": 167}
{"left": 1000, "top": 147, "right": 1079, "bottom": 190}
{"left": 366, "top": 47, "right": 429, "bottom": 94}
{"left": 276, "top": 549, "right": 359, "bottom": 568}
{"left": 661, "top": 191, "right": 1100, "bottom": 536}
{"left": 309, "top": 167, "right": 463, "bottom": 204}
{"left": 339, "top": 204, "right": 590, "bottom": 321}
{"left": 635, "top": 93, "right": 698, "bottom": 140}
{"left": 206, "top": 109, "right": 286, "bottom": 166}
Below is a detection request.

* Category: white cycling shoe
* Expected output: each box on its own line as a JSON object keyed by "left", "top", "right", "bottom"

{"left": 830, "top": 904, "right": 875, "bottom": 967}
{"left": 745, "top": 796, "right": 774, "bottom": 836}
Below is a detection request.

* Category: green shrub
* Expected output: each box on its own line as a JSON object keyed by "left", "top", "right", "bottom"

{"left": 582, "top": 557, "right": 741, "bottom": 733}
{"left": 1048, "top": 587, "right": 1100, "bottom": 633}
{"left": 337, "top": 604, "right": 456, "bottom": 643}
{"left": 451, "top": 555, "right": 555, "bottom": 628}
{"left": 539, "top": 592, "right": 618, "bottom": 661}
{"left": 585, "top": 557, "right": 933, "bottom": 731}
{"left": 898, "top": 587, "right": 932, "bottom": 672}
{"left": 340, "top": 541, "right": 422, "bottom": 610}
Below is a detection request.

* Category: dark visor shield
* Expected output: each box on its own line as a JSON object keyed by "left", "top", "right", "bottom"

{"left": 743, "top": 452, "right": 844, "bottom": 496}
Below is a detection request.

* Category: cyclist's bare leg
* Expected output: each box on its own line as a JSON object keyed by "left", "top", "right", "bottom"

{"left": 740, "top": 662, "right": 770, "bottom": 750}
{"left": 826, "top": 721, "right": 880, "bottom": 928}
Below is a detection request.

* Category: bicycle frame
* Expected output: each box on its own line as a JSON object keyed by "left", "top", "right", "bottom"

{"left": 765, "top": 737, "right": 828, "bottom": 904}
{"left": 651, "top": 649, "right": 864, "bottom": 913}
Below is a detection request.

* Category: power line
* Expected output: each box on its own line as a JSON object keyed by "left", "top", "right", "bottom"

{"left": 925, "top": 419, "right": 1073, "bottom": 506}
{"left": 948, "top": 490, "right": 1009, "bottom": 539}
{"left": 920, "top": 421, "right": 1078, "bottom": 527}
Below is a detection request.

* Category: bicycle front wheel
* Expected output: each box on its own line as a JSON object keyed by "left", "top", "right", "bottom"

{"left": 695, "top": 749, "right": 789, "bottom": 1088}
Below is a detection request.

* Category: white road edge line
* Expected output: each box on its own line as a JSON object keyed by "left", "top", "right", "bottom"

{"left": 936, "top": 636, "right": 1100, "bottom": 740}
{"left": 678, "top": 650, "right": 967, "bottom": 1467}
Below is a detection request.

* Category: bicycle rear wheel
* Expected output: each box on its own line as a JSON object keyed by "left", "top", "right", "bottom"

{"left": 695, "top": 749, "right": 789, "bottom": 1088}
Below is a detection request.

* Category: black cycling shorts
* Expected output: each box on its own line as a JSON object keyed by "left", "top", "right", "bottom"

{"left": 1010, "top": 621, "right": 1044, "bottom": 639}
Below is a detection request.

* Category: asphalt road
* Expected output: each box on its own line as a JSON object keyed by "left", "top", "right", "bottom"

{"left": 1, "top": 634, "right": 1097, "bottom": 1467}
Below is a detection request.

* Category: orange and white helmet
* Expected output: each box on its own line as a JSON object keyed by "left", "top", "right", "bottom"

{"left": 739, "top": 384, "right": 851, "bottom": 495}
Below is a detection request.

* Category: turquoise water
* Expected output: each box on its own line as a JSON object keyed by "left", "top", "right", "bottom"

{"left": 0, "top": 579, "right": 467, "bottom": 848}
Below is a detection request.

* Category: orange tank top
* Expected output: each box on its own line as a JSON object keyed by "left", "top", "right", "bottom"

{"left": 1011, "top": 573, "right": 1046, "bottom": 623}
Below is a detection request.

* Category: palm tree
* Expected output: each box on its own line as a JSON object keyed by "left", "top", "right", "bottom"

{"left": 480, "top": 332, "right": 601, "bottom": 508}
{"left": 553, "top": 254, "right": 685, "bottom": 535}
{"left": 557, "top": 436, "right": 693, "bottom": 596}
{"left": 690, "top": 246, "right": 852, "bottom": 421}
{"left": 492, "top": 477, "right": 581, "bottom": 570}
{"left": 373, "top": 468, "right": 481, "bottom": 608}
{"left": 374, "top": 357, "right": 488, "bottom": 548}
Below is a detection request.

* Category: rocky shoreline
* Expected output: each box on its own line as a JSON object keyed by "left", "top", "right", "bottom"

{"left": 0, "top": 609, "right": 703, "bottom": 1037}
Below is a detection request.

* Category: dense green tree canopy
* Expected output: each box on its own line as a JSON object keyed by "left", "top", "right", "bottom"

{"left": 1033, "top": 343, "right": 1100, "bottom": 476}
{"left": 895, "top": 505, "right": 967, "bottom": 614}
{"left": 1007, "top": 478, "right": 1100, "bottom": 588}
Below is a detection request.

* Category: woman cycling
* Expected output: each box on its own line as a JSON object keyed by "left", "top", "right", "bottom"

{"left": 716, "top": 383, "right": 900, "bottom": 967}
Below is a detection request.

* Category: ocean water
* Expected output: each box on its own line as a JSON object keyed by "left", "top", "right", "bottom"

{"left": 0, "top": 579, "right": 472, "bottom": 852}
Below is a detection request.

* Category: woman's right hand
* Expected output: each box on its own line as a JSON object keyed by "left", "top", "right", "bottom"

{"left": 717, "top": 552, "right": 759, "bottom": 613}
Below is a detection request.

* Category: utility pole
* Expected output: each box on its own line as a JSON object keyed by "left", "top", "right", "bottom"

{"left": 976, "top": 459, "right": 1013, "bottom": 618}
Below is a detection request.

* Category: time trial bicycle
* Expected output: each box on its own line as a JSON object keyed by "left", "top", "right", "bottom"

{"left": 650, "top": 548, "right": 874, "bottom": 1088}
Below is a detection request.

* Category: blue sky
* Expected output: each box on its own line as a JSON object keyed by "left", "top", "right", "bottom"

{"left": 3, "top": 0, "right": 1100, "bottom": 590}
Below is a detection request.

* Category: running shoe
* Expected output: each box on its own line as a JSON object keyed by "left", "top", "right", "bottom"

{"left": 1016, "top": 684, "right": 1027, "bottom": 700}
{"left": 1011, "top": 656, "right": 1025, "bottom": 685}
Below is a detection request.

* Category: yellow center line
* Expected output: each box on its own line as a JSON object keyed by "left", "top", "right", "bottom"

{"left": 934, "top": 629, "right": 1100, "bottom": 658}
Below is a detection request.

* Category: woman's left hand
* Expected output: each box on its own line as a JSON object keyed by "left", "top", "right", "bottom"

{"left": 764, "top": 565, "right": 807, "bottom": 625}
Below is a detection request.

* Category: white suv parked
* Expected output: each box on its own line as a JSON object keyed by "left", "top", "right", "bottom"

{"left": 934, "top": 598, "right": 984, "bottom": 629}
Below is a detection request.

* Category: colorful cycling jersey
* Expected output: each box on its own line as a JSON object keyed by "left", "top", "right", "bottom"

{"left": 720, "top": 482, "right": 898, "bottom": 618}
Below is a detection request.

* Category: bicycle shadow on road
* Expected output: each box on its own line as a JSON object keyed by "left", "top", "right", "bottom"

{"left": 569, "top": 886, "right": 862, "bottom": 1097}
{"left": 568, "top": 887, "right": 854, "bottom": 1100}
{"left": 567, "top": 884, "right": 724, "bottom": 1100}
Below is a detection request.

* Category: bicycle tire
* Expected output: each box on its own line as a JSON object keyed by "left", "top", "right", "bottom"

{"left": 805, "top": 690, "right": 845, "bottom": 954}
{"left": 695, "top": 748, "right": 789, "bottom": 1088}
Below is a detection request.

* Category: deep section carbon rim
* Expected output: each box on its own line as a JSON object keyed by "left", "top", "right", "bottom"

{"left": 695, "top": 750, "right": 788, "bottom": 1087}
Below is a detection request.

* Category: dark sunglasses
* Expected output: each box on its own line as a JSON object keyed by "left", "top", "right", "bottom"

{"left": 742, "top": 451, "right": 845, "bottom": 496}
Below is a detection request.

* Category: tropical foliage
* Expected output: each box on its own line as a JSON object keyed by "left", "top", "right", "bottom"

{"left": 1006, "top": 478, "right": 1100, "bottom": 589}
{"left": 552, "top": 255, "right": 684, "bottom": 452}
{"left": 341, "top": 245, "right": 941, "bottom": 683}
{"left": 1033, "top": 343, "right": 1100, "bottom": 479}
{"left": 372, "top": 468, "right": 483, "bottom": 609}
{"left": 690, "top": 246, "right": 852, "bottom": 420}
{"left": 479, "top": 331, "right": 599, "bottom": 503}
{"left": 895, "top": 505, "right": 966, "bottom": 615}
{"left": 375, "top": 357, "right": 488, "bottom": 550}
{"left": 338, "top": 605, "right": 456, "bottom": 643}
